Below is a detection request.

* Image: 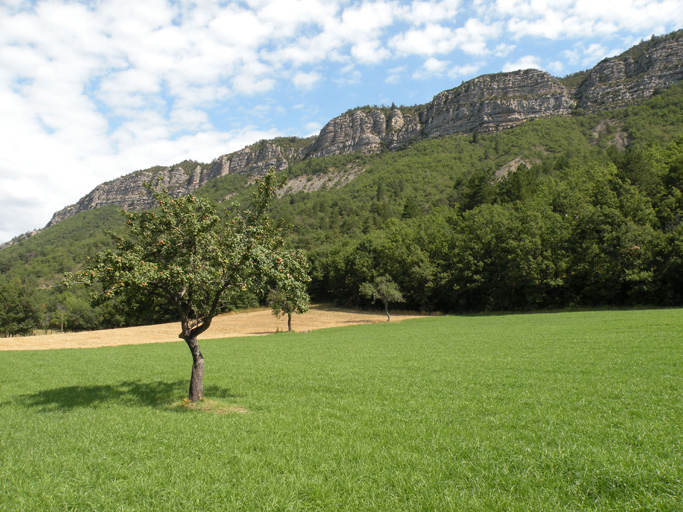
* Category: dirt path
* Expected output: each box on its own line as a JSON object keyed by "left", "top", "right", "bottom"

{"left": 0, "top": 306, "right": 426, "bottom": 351}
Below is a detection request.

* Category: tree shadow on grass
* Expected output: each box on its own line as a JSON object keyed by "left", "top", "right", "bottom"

{"left": 15, "top": 380, "right": 236, "bottom": 412}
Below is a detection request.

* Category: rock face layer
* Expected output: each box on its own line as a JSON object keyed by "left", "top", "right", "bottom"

{"left": 46, "top": 140, "right": 308, "bottom": 227}
{"left": 42, "top": 31, "right": 683, "bottom": 228}
{"left": 302, "top": 70, "right": 575, "bottom": 158}
{"left": 48, "top": 165, "right": 206, "bottom": 227}
{"left": 423, "top": 70, "right": 575, "bottom": 136}
{"left": 575, "top": 32, "right": 683, "bottom": 111}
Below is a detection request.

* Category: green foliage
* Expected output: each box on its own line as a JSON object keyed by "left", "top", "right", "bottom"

{"left": 359, "top": 275, "right": 405, "bottom": 321}
{"left": 66, "top": 170, "right": 310, "bottom": 400}
{"left": 1, "top": 310, "right": 682, "bottom": 510}
{"left": 359, "top": 275, "right": 404, "bottom": 304}
{"left": 69, "top": 171, "right": 308, "bottom": 335}
{"left": 560, "top": 70, "right": 589, "bottom": 89}
{"left": 309, "top": 135, "right": 683, "bottom": 312}
{"left": 267, "top": 275, "right": 310, "bottom": 331}
{"left": 265, "top": 244, "right": 311, "bottom": 331}
{"left": 610, "top": 82, "right": 683, "bottom": 145}
{"left": 0, "top": 278, "right": 40, "bottom": 337}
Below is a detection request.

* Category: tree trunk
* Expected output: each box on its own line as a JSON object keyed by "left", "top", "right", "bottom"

{"left": 185, "top": 336, "right": 204, "bottom": 402}
{"left": 384, "top": 302, "right": 391, "bottom": 322}
{"left": 287, "top": 313, "right": 292, "bottom": 331}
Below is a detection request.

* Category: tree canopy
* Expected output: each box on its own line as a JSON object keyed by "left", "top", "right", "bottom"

{"left": 68, "top": 170, "right": 310, "bottom": 401}
{"left": 360, "top": 275, "right": 405, "bottom": 321}
{"left": 0, "top": 278, "right": 40, "bottom": 337}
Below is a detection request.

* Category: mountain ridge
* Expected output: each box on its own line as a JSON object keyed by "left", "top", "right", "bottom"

{"left": 3, "top": 29, "right": 683, "bottom": 249}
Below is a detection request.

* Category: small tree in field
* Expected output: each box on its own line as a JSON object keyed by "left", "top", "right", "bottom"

{"left": 68, "top": 170, "right": 308, "bottom": 402}
{"left": 267, "top": 272, "right": 310, "bottom": 331}
{"left": 360, "top": 275, "right": 405, "bottom": 322}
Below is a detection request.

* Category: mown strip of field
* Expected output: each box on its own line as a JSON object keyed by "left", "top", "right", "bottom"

{"left": 1, "top": 309, "right": 681, "bottom": 511}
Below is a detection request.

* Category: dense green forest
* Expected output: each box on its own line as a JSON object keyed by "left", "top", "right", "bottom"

{"left": 2, "top": 83, "right": 683, "bottom": 334}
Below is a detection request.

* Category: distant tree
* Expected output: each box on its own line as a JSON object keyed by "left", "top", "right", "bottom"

{"left": 267, "top": 264, "right": 310, "bottom": 331}
{"left": 68, "top": 170, "right": 308, "bottom": 402}
{"left": 401, "top": 195, "right": 421, "bottom": 219}
{"left": 0, "top": 279, "right": 40, "bottom": 337}
{"left": 360, "top": 275, "right": 405, "bottom": 322}
{"left": 376, "top": 182, "right": 385, "bottom": 202}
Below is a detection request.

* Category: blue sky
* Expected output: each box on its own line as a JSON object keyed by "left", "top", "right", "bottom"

{"left": 1, "top": 0, "right": 681, "bottom": 243}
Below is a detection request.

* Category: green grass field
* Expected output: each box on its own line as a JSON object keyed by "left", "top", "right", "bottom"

{"left": 1, "top": 310, "right": 682, "bottom": 511}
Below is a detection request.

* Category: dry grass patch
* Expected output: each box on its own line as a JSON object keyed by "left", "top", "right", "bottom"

{"left": 1, "top": 305, "right": 426, "bottom": 351}
{"left": 171, "top": 397, "right": 250, "bottom": 414}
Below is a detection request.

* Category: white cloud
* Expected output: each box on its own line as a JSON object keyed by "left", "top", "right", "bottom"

{"left": 258, "top": 0, "right": 339, "bottom": 38}
{"left": 457, "top": 18, "right": 503, "bottom": 55}
{"left": 502, "top": 54, "right": 542, "bottom": 71}
{"left": 494, "top": 43, "right": 515, "bottom": 57}
{"left": 448, "top": 63, "right": 482, "bottom": 78}
{"left": 547, "top": 60, "right": 564, "bottom": 74}
{"left": 559, "top": 42, "right": 623, "bottom": 70}
{"left": 335, "top": 65, "right": 363, "bottom": 85}
{"left": 500, "top": 0, "right": 683, "bottom": 39}
{"left": 413, "top": 57, "right": 480, "bottom": 80}
{"left": 385, "top": 65, "right": 407, "bottom": 83}
{"left": 390, "top": 18, "right": 502, "bottom": 56}
{"left": 562, "top": 48, "right": 581, "bottom": 66}
{"left": 304, "top": 121, "right": 323, "bottom": 134}
{"left": 0, "top": 122, "right": 279, "bottom": 240}
{"left": 413, "top": 57, "right": 451, "bottom": 78}
{"left": 390, "top": 23, "right": 456, "bottom": 55}
{"left": 399, "top": 0, "right": 461, "bottom": 24}
{"left": 208, "top": 6, "right": 275, "bottom": 48}
{"left": 292, "top": 71, "right": 323, "bottom": 89}
{"left": 351, "top": 40, "right": 392, "bottom": 64}
{"left": 583, "top": 43, "right": 611, "bottom": 63}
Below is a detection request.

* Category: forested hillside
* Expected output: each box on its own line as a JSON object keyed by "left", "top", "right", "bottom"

{"left": 270, "top": 84, "right": 683, "bottom": 311}
{"left": 2, "top": 83, "right": 683, "bottom": 335}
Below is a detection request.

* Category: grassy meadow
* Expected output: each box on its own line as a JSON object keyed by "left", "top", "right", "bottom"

{"left": 1, "top": 309, "right": 682, "bottom": 511}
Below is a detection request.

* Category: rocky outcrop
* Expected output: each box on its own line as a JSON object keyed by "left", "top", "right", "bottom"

{"left": 0, "top": 229, "right": 42, "bottom": 250}
{"left": 575, "top": 31, "right": 683, "bottom": 111}
{"left": 300, "top": 33, "right": 683, "bottom": 159}
{"left": 208, "top": 139, "right": 306, "bottom": 178}
{"left": 423, "top": 69, "right": 575, "bottom": 136}
{"left": 303, "top": 109, "right": 388, "bottom": 157}
{"left": 276, "top": 169, "right": 362, "bottom": 196}
{"left": 46, "top": 139, "right": 310, "bottom": 227}
{"left": 48, "top": 165, "right": 204, "bottom": 227}
{"left": 302, "top": 69, "right": 575, "bottom": 158}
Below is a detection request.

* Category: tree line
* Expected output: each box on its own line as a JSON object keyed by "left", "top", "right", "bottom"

{"left": 307, "top": 139, "right": 683, "bottom": 312}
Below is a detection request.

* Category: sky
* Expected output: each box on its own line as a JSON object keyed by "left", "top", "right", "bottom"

{"left": 1, "top": 0, "right": 681, "bottom": 243}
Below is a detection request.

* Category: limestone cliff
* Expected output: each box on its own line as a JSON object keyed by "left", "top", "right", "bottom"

{"left": 303, "top": 69, "right": 575, "bottom": 158}
{"left": 46, "top": 138, "right": 311, "bottom": 227}
{"left": 575, "top": 31, "right": 683, "bottom": 112}
{"left": 422, "top": 69, "right": 574, "bottom": 136}
{"left": 48, "top": 164, "right": 205, "bottom": 227}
